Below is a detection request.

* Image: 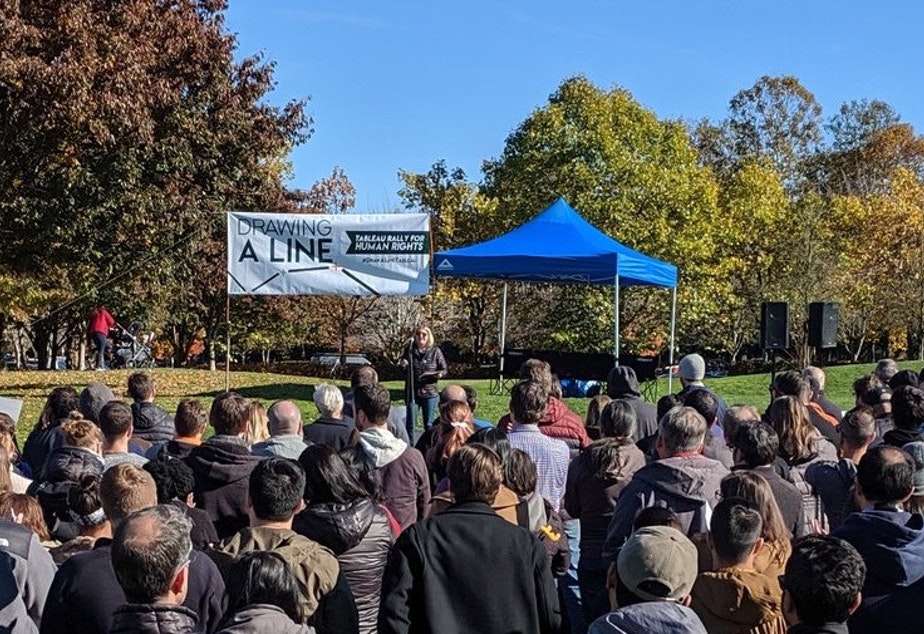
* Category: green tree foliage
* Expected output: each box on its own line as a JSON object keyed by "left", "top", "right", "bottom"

{"left": 399, "top": 161, "right": 503, "bottom": 363}
{"left": 726, "top": 75, "right": 823, "bottom": 189}
{"left": 481, "top": 76, "right": 721, "bottom": 353}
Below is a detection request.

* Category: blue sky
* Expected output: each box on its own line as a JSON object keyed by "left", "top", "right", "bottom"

{"left": 225, "top": 1, "right": 924, "bottom": 211}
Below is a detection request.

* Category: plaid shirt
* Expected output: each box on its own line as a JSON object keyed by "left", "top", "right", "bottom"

{"left": 508, "top": 424, "right": 571, "bottom": 511}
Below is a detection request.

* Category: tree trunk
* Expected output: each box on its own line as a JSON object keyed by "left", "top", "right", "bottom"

{"left": 208, "top": 337, "right": 217, "bottom": 372}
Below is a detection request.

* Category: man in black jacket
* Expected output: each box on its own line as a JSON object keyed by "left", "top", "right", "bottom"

{"left": 379, "top": 444, "right": 561, "bottom": 634}
{"left": 41, "top": 464, "right": 225, "bottom": 634}
{"left": 185, "top": 392, "right": 263, "bottom": 539}
{"left": 128, "top": 372, "right": 175, "bottom": 444}
{"left": 733, "top": 422, "right": 805, "bottom": 537}
{"left": 606, "top": 365, "right": 657, "bottom": 441}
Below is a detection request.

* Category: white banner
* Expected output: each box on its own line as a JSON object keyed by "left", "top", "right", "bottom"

{"left": 227, "top": 212, "right": 431, "bottom": 296}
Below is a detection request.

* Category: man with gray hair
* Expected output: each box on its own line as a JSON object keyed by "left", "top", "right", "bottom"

{"left": 803, "top": 365, "right": 843, "bottom": 423}
{"left": 602, "top": 406, "right": 728, "bottom": 559}
{"left": 108, "top": 504, "right": 199, "bottom": 632}
{"left": 304, "top": 384, "right": 355, "bottom": 451}
{"left": 875, "top": 358, "right": 900, "bottom": 387}
{"left": 42, "top": 464, "right": 225, "bottom": 633}
{"left": 253, "top": 400, "right": 309, "bottom": 460}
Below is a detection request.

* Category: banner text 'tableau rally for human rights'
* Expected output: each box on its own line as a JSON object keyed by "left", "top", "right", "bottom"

{"left": 226, "top": 212, "right": 431, "bottom": 296}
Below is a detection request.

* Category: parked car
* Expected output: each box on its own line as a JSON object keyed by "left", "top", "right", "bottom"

{"left": 309, "top": 353, "right": 371, "bottom": 368}
{"left": 705, "top": 358, "right": 728, "bottom": 378}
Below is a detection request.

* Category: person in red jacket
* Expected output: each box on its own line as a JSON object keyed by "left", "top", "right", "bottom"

{"left": 88, "top": 305, "right": 115, "bottom": 371}
{"left": 497, "top": 359, "right": 590, "bottom": 455}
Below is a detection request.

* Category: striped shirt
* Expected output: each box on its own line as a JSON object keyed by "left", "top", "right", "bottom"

{"left": 508, "top": 424, "right": 571, "bottom": 511}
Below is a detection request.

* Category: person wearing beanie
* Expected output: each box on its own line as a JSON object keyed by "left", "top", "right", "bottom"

{"left": 677, "top": 353, "right": 728, "bottom": 440}
{"left": 589, "top": 525, "right": 706, "bottom": 633}
{"left": 79, "top": 383, "right": 115, "bottom": 425}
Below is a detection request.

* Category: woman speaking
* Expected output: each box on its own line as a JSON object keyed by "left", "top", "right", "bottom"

{"left": 401, "top": 326, "right": 447, "bottom": 436}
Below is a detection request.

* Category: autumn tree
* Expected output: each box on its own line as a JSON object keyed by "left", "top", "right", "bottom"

{"left": 0, "top": 0, "right": 310, "bottom": 367}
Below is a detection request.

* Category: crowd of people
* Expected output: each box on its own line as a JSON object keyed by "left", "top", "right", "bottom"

{"left": 0, "top": 352, "right": 921, "bottom": 633}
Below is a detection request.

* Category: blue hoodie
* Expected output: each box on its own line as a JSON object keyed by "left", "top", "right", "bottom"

{"left": 589, "top": 602, "right": 707, "bottom": 634}
{"left": 832, "top": 509, "right": 924, "bottom": 597}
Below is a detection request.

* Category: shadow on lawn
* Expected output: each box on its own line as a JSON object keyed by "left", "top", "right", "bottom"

{"left": 190, "top": 384, "right": 409, "bottom": 405}
{"left": 193, "top": 383, "right": 316, "bottom": 403}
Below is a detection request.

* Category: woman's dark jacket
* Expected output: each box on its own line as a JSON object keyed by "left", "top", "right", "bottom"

{"left": 294, "top": 498, "right": 394, "bottom": 634}
{"left": 407, "top": 345, "right": 447, "bottom": 401}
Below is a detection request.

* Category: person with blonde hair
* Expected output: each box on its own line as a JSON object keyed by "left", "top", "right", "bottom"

{"left": 0, "top": 443, "right": 28, "bottom": 494}
{"left": 400, "top": 325, "right": 448, "bottom": 434}
{"left": 426, "top": 400, "right": 474, "bottom": 482}
{"left": 244, "top": 400, "right": 271, "bottom": 447}
{"left": 0, "top": 413, "right": 30, "bottom": 491}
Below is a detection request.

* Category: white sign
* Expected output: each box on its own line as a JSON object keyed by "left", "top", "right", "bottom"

{"left": 0, "top": 396, "right": 23, "bottom": 425}
{"left": 227, "top": 212, "right": 431, "bottom": 296}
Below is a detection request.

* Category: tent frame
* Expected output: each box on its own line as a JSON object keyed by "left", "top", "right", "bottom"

{"left": 435, "top": 198, "right": 678, "bottom": 396}
{"left": 491, "top": 277, "right": 676, "bottom": 395}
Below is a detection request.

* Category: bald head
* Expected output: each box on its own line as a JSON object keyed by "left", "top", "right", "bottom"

{"left": 803, "top": 366, "right": 825, "bottom": 391}
{"left": 268, "top": 400, "right": 302, "bottom": 436}
{"left": 440, "top": 384, "right": 467, "bottom": 405}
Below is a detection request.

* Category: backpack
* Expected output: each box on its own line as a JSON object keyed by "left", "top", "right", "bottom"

{"left": 789, "top": 457, "right": 828, "bottom": 534}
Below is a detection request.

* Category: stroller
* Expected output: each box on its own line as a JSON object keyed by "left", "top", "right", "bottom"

{"left": 112, "top": 321, "right": 156, "bottom": 369}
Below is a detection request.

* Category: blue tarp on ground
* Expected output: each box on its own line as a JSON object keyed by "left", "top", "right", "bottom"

{"left": 433, "top": 197, "right": 677, "bottom": 288}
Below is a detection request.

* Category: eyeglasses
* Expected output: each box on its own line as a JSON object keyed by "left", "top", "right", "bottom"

{"left": 173, "top": 544, "right": 193, "bottom": 578}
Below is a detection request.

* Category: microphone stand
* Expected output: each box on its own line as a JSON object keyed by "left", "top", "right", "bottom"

{"left": 405, "top": 340, "right": 416, "bottom": 440}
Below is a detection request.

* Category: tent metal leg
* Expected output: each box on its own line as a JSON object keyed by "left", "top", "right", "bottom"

{"left": 613, "top": 274, "right": 620, "bottom": 366}
{"left": 668, "top": 286, "right": 677, "bottom": 394}
{"left": 492, "top": 282, "right": 509, "bottom": 395}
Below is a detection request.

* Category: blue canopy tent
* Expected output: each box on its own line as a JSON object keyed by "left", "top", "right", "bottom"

{"left": 434, "top": 197, "right": 679, "bottom": 389}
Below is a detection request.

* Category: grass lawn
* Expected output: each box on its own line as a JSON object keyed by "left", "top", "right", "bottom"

{"left": 2, "top": 359, "right": 921, "bottom": 444}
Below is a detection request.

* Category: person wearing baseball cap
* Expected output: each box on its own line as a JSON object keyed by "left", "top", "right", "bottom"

{"left": 589, "top": 525, "right": 707, "bottom": 633}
